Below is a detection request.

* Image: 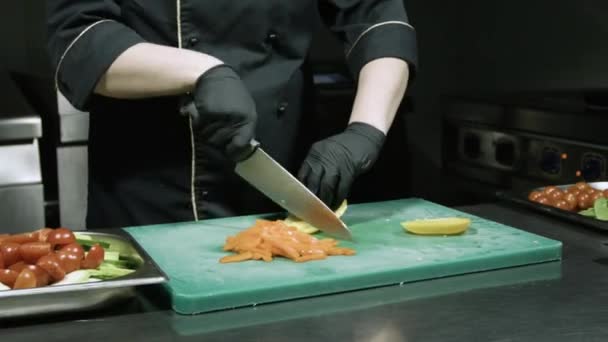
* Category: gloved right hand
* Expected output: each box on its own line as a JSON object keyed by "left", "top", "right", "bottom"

{"left": 181, "top": 65, "right": 257, "bottom": 162}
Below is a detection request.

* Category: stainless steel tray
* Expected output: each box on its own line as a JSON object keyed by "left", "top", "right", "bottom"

{"left": 0, "top": 229, "right": 167, "bottom": 319}
{"left": 497, "top": 181, "right": 608, "bottom": 232}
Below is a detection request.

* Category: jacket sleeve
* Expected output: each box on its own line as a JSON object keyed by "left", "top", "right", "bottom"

{"left": 319, "top": 0, "right": 418, "bottom": 79}
{"left": 47, "top": 1, "right": 146, "bottom": 110}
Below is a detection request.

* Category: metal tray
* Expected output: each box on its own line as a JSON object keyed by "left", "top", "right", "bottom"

{"left": 0, "top": 229, "right": 167, "bottom": 319}
{"left": 497, "top": 182, "right": 608, "bottom": 232}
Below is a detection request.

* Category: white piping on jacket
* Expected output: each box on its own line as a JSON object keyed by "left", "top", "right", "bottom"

{"left": 345, "top": 21, "right": 415, "bottom": 58}
{"left": 176, "top": 0, "right": 199, "bottom": 221}
{"left": 54, "top": 19, "right": 115, "bottom": 90}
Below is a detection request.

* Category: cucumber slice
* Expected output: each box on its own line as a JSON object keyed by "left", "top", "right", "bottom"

{"left": 579, "top": 208, "right": 596, "bottom": 217}
{"left": 104, "top": 251, "right": 120, "bottom": 261}
{"left": 76, "top": 239, "right": 111, "bottom": 250}
{"left": 74, "top": 233, "right": 92, "bottom": 240}
{"left": 594, "top": 198, "right": 608, "bottom": 221}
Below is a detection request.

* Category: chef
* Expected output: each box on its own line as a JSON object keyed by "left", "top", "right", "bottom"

{"left": 46, "top": 1, "right": 417, "bottom": 229}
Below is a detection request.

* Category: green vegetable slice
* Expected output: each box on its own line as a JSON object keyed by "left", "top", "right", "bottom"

{"left": 76, "top": 238, "right": 111, "bottom": 250}
{"left": 593, "top": 197, "right": 608, "bottom": 221}
{"left": 104, "top": 251, "right": 120, "bottom": 261}
{"left": 579, "top": 208, "right": 596, "bottom": 217}
{"left": 88, "top": 263, "right": 136, "bottom": 280}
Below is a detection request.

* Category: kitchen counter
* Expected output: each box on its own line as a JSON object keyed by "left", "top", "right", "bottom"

{"left": 3, "top": 202, "right": 608, "bottom": 341}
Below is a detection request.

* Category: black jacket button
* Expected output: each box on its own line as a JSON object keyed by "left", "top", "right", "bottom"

{"left": 277, "top": 102, "right": 288, "bottom": 116}
{"left": 187, "top": 37, "right": 199, "bottom": 47}
{"left": 266, "top": 31, "right": 279, "bottom": 46}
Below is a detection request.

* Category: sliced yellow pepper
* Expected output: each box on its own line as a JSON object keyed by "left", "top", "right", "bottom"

{"left": 284, "top": 200, "right": 348, "bottom": 234}
{"left": 401, "top": 217, "right": 471, "bottom": 236}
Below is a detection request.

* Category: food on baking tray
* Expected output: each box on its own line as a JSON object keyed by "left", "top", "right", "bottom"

{"left": 0, "top": 228, "right": 136, "bottom": 290}
{"left": 579, "top": 197, "right": 608, "bottom": 221}
{"left": 401, "top": 217, "right": 471, "bottom": 236}
{"left": 284, "top": 200, "right": 348, "bottom": 234}
{"left": 528, "top": 182, "right": 607, "bottom": 212}
{"left": 220, "top": 219, "right": 355, "bottom": 263}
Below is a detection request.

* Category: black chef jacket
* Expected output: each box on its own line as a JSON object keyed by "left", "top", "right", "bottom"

{"left": 46, "top": 0, "right": 418, "bottom": 229}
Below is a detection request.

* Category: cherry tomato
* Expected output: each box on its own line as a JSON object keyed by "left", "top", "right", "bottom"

{"left": 586, "top": 188, "right": 598, "bottom": 195}
{"left": 4, "top": 232, "right": 38, "bottom": 244}
{"left": 61, "top": 243, "right": 85, "bottom": 260}
{"left": 576, "top": 182, "right": 589, "bottom": 190}
{"left": 48, "top": 228, "right": 76, "bottom": 246}
{"left": 0, "top": 234, "right": 9, "bottom": 244}
{"left": 1, "top": 243, "right": 22, "bottom": 267}
{"left": 565, "top": 186, "right": 580, "bottom": 195}
{"left": 591, "top": 191, "right": 605, "bottom": 204}
{"left": 56, "top": 251, "right": 82, "bottom": 273}
{"left": 0, "top": 269, "right": 19, "bottom": 288}
{"left": 528, "top": 191, "right": 543, "bottom": 201}
{"left": 36, "top": 254, "right": 66, "bottom": 282}
{"left": 36, "top": 228, "right": 54, "bottom": 243}
{"left": 577, "top": 193, "right": 592, "bottom": 210}
{"left": 13, "top": 269, "right": 37, "bottom": 289}
{"left": 543, "top": 186, "right": 559, "bottom": 195}
{"left": 564, "top": 193, "right": 578, "bottom": 211}
{"left": 549, "top": 189, "right": 564, "bottom": 201}
{"left": 0, "top": 251, "right": 4, "bottom": 269}
{"left": 25, "top": 264, "right": 50, "bottom": 286}
{"left": 536, "top": 196, "right": 551, "bottom": 206}
{"left": 19, "top": 242, "right": 52, "bottom": 264}
{"left": 604, "top": 189, "right": 608, "bottom": 198}
{"left": 8, "top": 261, "right": 27, "bottom": 273}
{"left": 81, "top": 244, "right": 104, "bottom": 270}
{"left": 554, "top": 200, "right": 570, "bottom": 211}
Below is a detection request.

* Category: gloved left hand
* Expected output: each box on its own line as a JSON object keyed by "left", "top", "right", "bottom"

{"left": 297, "top": 122, "right": 386, "bottom": 209}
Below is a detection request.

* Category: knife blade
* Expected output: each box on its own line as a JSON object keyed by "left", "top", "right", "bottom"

{"left": 235, "top": 141, "right": 353, "bottom": 240}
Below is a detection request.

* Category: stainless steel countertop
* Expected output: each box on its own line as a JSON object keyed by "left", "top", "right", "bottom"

{"left": 3, "top": 202, "right": 608, "bottom": 341}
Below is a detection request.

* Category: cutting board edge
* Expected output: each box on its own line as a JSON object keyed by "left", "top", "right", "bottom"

{"left": 169, "top": 243, "right": 562, "bottom": 314}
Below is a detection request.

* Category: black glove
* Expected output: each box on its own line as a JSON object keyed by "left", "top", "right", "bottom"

{"left": 181, "top": 65, "right": 257, "bottom": 162}
{"left": 298, "top": 122, "right": 386, "bottom": 209}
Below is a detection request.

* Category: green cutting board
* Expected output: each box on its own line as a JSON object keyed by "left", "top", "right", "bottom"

{"left": 125, "top": 199, "right": 562, "bottom": 315}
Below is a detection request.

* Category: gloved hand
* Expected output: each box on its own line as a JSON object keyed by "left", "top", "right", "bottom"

{"left": 298, "top": 122, "right": 386, "bottom": 209}
{"left": 181, "top": 65, "right": 257, "bottom": 162}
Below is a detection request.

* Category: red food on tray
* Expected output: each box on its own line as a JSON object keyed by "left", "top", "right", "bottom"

{"left": 0, "top": 228, "right": 105, "bottom": 290}
{"left": 528, "top": 182, "right": 606, "bottom": 212}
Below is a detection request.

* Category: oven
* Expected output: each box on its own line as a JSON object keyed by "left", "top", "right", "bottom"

{"left": 442, "top": 92, "right": 608, "bottom": 214}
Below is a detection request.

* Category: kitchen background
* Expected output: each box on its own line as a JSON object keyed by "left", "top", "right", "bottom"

{"left": 2, "top": 0, "right": 608, "bottom": 232}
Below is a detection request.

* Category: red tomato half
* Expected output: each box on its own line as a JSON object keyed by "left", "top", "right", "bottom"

{"left": 81, "top": 244, "right": 104, "bottom": 270}
{"left": 56, "top": 251, "right": 82, "bottom": 273}
{"left": 25, "top": 264, "right": 50, "bottom": 286}
{"left": 61, "top": 243, "right": 85, "bottom": 260}
{"left": 19, "top": 242, "right": 52, "bottom": 264}
{"left": 36, "top": 254, "right": 66, "bottom": 282}
{"left": 0, "top": 269, "right": 19, "bottom": 288}
{"left": 8, "top": 261, "right": 27, "bottom": 273}
{"left": 13, "top": 269, "right": 37, "bottom": 289}
{"left": 1, "top": 243, "right": 22, "bottom": 267}
{"left": 37, "top": 228, "right": 54, "bottom": 243}
{"left": 48, "top": 228, "right": 76, "bottom": 246}
{"left": 4, "top": 232, "right": 38, "bottom": 244}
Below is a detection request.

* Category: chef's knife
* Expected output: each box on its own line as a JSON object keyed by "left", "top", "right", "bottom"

{"left": 235, "top": 140, "right": 353, "bottom": 240}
